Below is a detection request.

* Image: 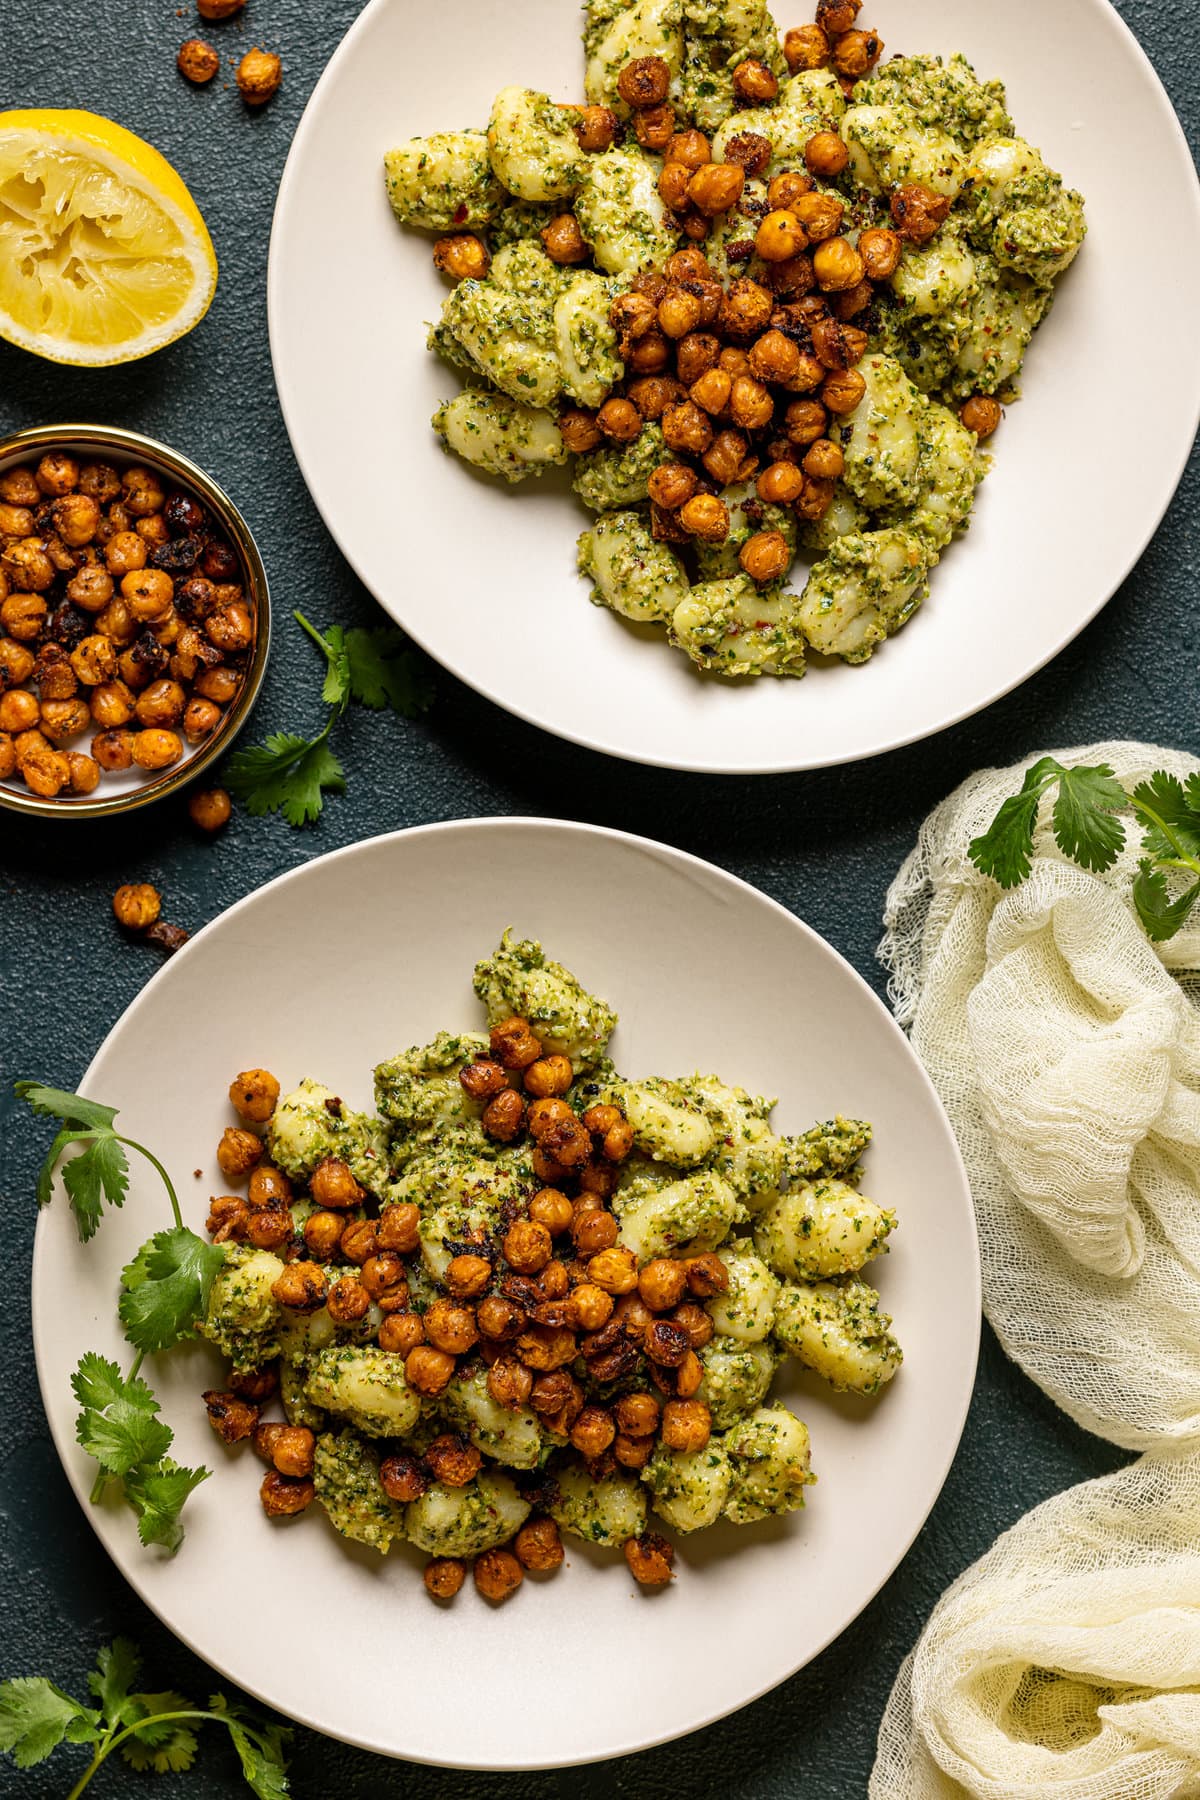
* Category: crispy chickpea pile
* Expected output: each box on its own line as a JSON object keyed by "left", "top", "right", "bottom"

{"left": 0, "top": 452, "right": 254, "bottom": 802}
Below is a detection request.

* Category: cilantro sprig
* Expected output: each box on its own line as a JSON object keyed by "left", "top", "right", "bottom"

{"left": 225, "top": 610, "right": 433, "bottom": 826}
{"left": 0, "top": 1638, "right": 290, "bottom": 1797}
{"left": 17, "top": 1083, "right": 224, "bottom": 1551}
{"left": 967, "top": 757, "right": 1200, "bottom": 942}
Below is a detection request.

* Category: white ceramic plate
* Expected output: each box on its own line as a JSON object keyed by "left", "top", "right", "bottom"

{"left": 268, "top": 0, "right": 1200, "bottom": 773}
{"left": 33, "top": 820, "right": 978, "bottom": 1768}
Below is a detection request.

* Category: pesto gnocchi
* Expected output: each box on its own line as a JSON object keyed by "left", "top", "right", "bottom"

{"left": 200, "top": 937, "right": 901, "bottom": 1595}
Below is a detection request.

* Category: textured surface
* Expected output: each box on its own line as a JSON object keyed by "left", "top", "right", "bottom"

{"left": 0, "top": 2, "right": 1195, "bottom": 1794}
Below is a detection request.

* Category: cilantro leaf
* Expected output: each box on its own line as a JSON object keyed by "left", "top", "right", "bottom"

{"left": 61, "top": 1132, "right": 129, "bottom": 1241}
{"left": 72, "top": 1354, "right": 172, "bottom": 1476}
{"left": 1050, "top": 763, "right": 1128, "bottom": 873}
{"left": 316, "top": 622, "right": 351, "bottom": 709}
{"left": 1132, "top": 860, "right": 1200, "bottom": 943}
{"left": 119, "top": 1693, "right": 199, "bottom": 1773}
{"left": 1130, "top": 771, "right": 1200, "bottom": 863}
{"left": 0, "top": 1678, "right": 98, "bottom": 1768}
{"left": 225, "top": 731, "right": 346, "bottom": 827}
{"left": 342, "top": 626, "right": 434, "bottom": 717}
{"left": 124, "top": 1459, "right": 210, "bottom": 1553}
{"left": 209, "top": 1695, "right": 292, "bottom": 1800}
{"left": 13, "top": 1083, "right": 118, "bottom": 1131}
{"left": 88, "top": 1638, "right": 141, "bottom": 1726}
{"left": 967, "top": 756, "right": 1066, "bottom": 887}
{"left": 118, "top": 1228, "right": 226, "bottom": 1354}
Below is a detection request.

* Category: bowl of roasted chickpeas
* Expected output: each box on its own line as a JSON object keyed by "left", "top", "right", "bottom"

{"left": 0, "top": 423, "right": 270, "bottom": 819}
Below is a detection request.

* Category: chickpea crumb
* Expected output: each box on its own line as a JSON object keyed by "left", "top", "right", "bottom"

{"left": 236, "top": 47, "right": 282, "bottom": 105}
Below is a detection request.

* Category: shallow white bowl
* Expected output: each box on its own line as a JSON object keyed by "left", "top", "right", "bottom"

{"left": 268, "top": 0, "right": 1200, "bottom": 773}
{"left": 32, "top": 820, "right": 979, "bottom": 1767}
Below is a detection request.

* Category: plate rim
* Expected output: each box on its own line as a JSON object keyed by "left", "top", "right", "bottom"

{"left": 31, "top": 816, "right": 982, "bottom": 1768}
{"left": 266, "top": 0, "right": 1200, "bottom": 775}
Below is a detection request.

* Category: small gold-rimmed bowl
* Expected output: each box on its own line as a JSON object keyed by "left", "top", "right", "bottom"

{"left": 0, "top": 423, "right": 270, "bottom": 820}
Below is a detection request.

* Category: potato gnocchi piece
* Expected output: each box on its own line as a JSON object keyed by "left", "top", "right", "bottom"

{"left": 268, "top": 1077, "right": 391, "bottom": 1197}
{"left": 383, "top": 130, "right": 501, "bottom": 231}
{"left": 712, "top": 69, "right": 845, "bottom": 170}
{"left": 856, "top": 53, "right": 1012, "bottom": 147}
{"left": 696, "top": 1335, "right": 778, "bottom": 1429}
{"left": 373, "top": 1030, "right": 498, "bottom": 1157}
{"left": 839, "top": 354, "right": 927, "bottom": 512}
{"left": 489, "top": 240, "right": 573, "bottom": 306}
{"left": 949, "top": 256, "right": 1052, "bottom": 398}
{"left": 313, "top": 1429, "right": 405, "bottom": 1552}
{"left": 841, "top": 104, "right": 966, "bottom": 200}
{"left": 553, "top": 270, "right": 625, "bottom": 407}
{"left": 433, "top": 391, "right": 567, "bottom": 485}
{"left": 642, "top": 1439, "right": 732, "bottom": 1531}
{"left": 473, "top": 931, "right": 617, "bottom": 1071}
{"left": 572, "top": 420, "right": 667, "bottom": 512}
{"left": 304, "top": 1346, "right": 422, "bottom": 1439}
{"left": 965, "top": 135, "right": 1086, "bottom": 284}
{"left": 797, "top": 528, "right": 931, "bottom": 665}
{"left": 705, "top": 1244, "right": 780, "bottom": 1342}
{"left": 490, "top": 199, "right": 559, "bottom": 249}
{"left": 723, "top": 1403, "right": 815, "bottom": 1523}
{"left": 754, "top": 1176, "right": 895, "bottom": 1281}
{"left": 585, "top": 0, "right": 685, "bottom": 113}
{"left": 773, "top": 1275, "right": 903, "bottom": 1395}
{"left": 670, "top": 575, "right": 808, "bottom": 679}
{"left": 892, "top": 401, "right": 986, "bottom": 554}
{"left": 683, "top": 1073, "right": 784, "bottom": 1203}
{"left": 578, "top": 512, "right": 690, "bottom": 624}
{"left": 439, "top": 278, "right": 563, "bottom": 409}
{"left": 617, "top": 1168, "right": 746, "bottom": 1263}
{"left": 890, "top": 225, "right": 979, "bottom": 321}
{"left": 783, "top": 1116, "right": 872, "bottom": 1184}
{"left": 574, "top": 145, "right": 679, "bottom": 275}
{"left": 406, "top": 1471, "right": 530, "bottom": 1556}
{"left": 444, "top": 1364, "right": 546, "bottom": 1470}
{"left": 551, "top": 1465, "right": 648, "bottom": 1546}
{"left": 487, "top": 86, "right": 586, "bottom": 203}
{"left": 609, "top": 1075, "right": 718, "bottom": 1166}
{"left": 199, "top": 1246, "right": 284, "bottom": 1372}
{"left": 798, "top": 485, "right": 869, "bottom": 559}
{"left": 680, "top": 0, "right": 787, "bottom": 133}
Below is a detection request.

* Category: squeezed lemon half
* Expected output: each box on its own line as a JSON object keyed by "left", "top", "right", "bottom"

{"left": 0, "top": 109, "right": 217, "bottom": 366}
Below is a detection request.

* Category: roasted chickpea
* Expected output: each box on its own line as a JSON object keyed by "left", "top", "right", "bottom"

{"left": 678, "top": 494, "right": 729, "bottom": 543}
{"left": 490, "top": 1015, "right": 542, "bottom": 1070}
{"left": 617, "top": 54, "right": 670, "bottom": 108}
{"left": 857, "top": 224, "right": 902, "bottom": 280}
{"left": 698, "top": 429, "right": 748, "bottom": 487}
{"left": 216, "top": 1125, "right": 263, "bottom": 1181}
{"left": 0, "top": 638, "right": 34, "bottom": 684}
{"left": 578, "top": 1159, "right": 619, "bottom": 1200}
{"left": 803, "top": 438, "right": 846, "bottom": 481}
{"left": 0, "top": 731, "right": 18, "bottom": 778}
{"left": 821, "top": 366, "right": 868, "bottom": 414}
{"left": 377, "top": 1201, "right": 420, "bottom": 1254}
{"left": 404, "top": 1344, "right": 456, "bottom": 1399}
{"left": 260, "top": 1471, "right": 314, "bottom": 1517}
{"left": 688, "top": 162, "right": 744, "bottom": 217}
{"left": 48, "top": 492, "right": 100, "bottom": 549}
{"left": 511, "top": 1516, "right": 563, "bottom": 1574}
{"left": 627, "top": 327, "right": 671, "bottom": 374}
{"left": 501, "top": 1218, "right": 551, "bottom": 1276}
{"left": 178, "top": 35, "right": 220, "bottom": 81}
{"left": 271, "top": 1261, "right": 327, "bottom": 1311}
{"left": 685, "top": 1252, "right": 729, "bottom": 1297}
{"left": 301, "top": 1209, "right": 344, "bottom": 1260}
{"left": 0, "top": 501, "right": 34, "bottom": 536}
{"left": 563, "top": 1282, "right": 612, "bottom": 1333}
{"left": 474, "top": 1547, "right": 523, "bottom": 1603}
{"left": 832, "top": 27, "right": 883, "bottom": 78}
{"left": 423, "top": 1557, "right": 466, "bottom": 1600}
{"left": 614, "top": 1432, "right": 655, "bottom": 1470}
{"left": 637, "top": 1258, "right": 689, "bottom": 1313}
{"left": 813, "top": 236, "right": 865, "bottom": 293}
{"left": 657, "top": 286, "right": 703, "bottom": 340}
{"left": 804, "top": 129, "right": 850, "bottom": 178}
{"left": 39, "top": 697, "right": 90, "bottom": 744}
{"left": 570, "top": 1404, "right": 616, "bottom": 1460}
{"left": 574, "top": 104, "right": 618, "bottom": 152}
{"left": 541, "top": 213, "right": 589, "bottom": 265}
{"left": 440, "top": 1254, "right": 490, "bottom": 1303}
{"left": 482, "top": 1087, "right": 526, "bottom": 1143}
{"left": 570, "top": 1209, "right": 617, "bottom": 1260}
{"left": 0, "top": 468, "right": 38, "bottom": 506}
{"left": 0, "top": 689, "right": 38, "bottom": 734}
{"left": 323, "top": 1275, "right": 368, "bottom": 1325}
{"left": 609, "top": 291, "right": 659, "bottom": 346}
{"left": 721, "top": 276, "right": 773, "bottom": 341}
{"left": 1, "top": 592, "right": 46, "bottom": 641}
{"left": 19, "top": 745, "right": 70, "bottom": 797}
{"left": 134, "top": 677, "right": 186, "bottom": 728}
{"left": 62, "top": 570, "right": 107, "bottom": 627}
{"left": 432, "top": 232, "right": 490, "bottom": 280}
{"left": 625, "top": 1530, "right": 675, "bottom": 1586}
{"left": 32, "top": 452, "right": 77, "bottom": 498}
{"left": 634, "top": 101, "right": 675, "bottom": 151}
{"left": 182, "top": 787, "right": 230, "bottom": 836}
{"left": 112, "top": 881, "right": 161, "bottom": 931}
{"left": 751, "top": 208, "right": 804, "bottom": 264}
{"left": 818, "top": 0, "right": 862, "bottom": 29}
{"left": 424, "top": 1297, "right": 479, "bottom": 1356}
{"left": 961, "top": 395, "right": 1003, "bottom": 438}
{"left": 784, "top": 23, "right": 831, "bottom": 69}
{"left": 660, "top": 400, "right": 713, "bottom": 458}
{"left": 723, "top": 130, "right": 773, "bottom": 177}
{"left": 89, "top": 681, "right": 135, "bottom": 730}
{"left": 92, "top": 727, "right": 135, "bottom": 771}
{"left": 587, "top": 1246, "right": 639, "bottom": 1295}
{"left": 890, "top": 181, "right": 951, "bottom": 243}
{"left": 179, "top": 696, "right": 220, "bottom": 744}
{"left": 661, "top": 1398, "right": 713, "bottom": 1452}
{"left": 555, "top": 414, "right": 605, "bottom": 467}
{"left": 202, "top": 1388, "right": 259, "bottom": 1443}
{"left": 379, "top": 1312, "right": 426, "bottom": 1355}
{"left": 244, "top": 1205, "right": 292, "bottom": 1251}
{"left": 612, "top": 1392, "right": 658, "bottom": 1438}
{"left": 381, "top": 1452, "right": 430, "bottom": 1504}
{"left": 740, "top": 529, "right": 791, "bottom": 584}
{"left": 207, "top": 1193, "right": 247, "bottom": 1243}
{"left": 689, "top": 367, "right": 733, "bottom": 417}
{"left": 731, "top": 56, "right": 778, "bottom": 102}
{"left": 361, "top": 1252, "right": 407, "bottom": 1301}
{"left": 425, "top": 1433, "right": 482, "bottom": 1488}
{"left": 336, "top": 1219, "right": 377, "bottom": 1268}
{"left": 104, "top": 530, "right": 148, "bottom": 577}
{"left": 132, "top": 726, "right": 183, "bottom": 770}
{"left": 596, "top": 397, "right": 643, "bottom": 443}
{"left": 205, "top": 603, "right": 254, "bottom": 654}
{"left": 729, "top": 374, "right": 774, "bottom": 432}
{"left": 793, "top": 191, "right": 845, "bottom": 242}
{"left": 35, "top": 648, "right": 78, "bottom": 703}
{"left": 237, "top": 46, "right": 282, "bottom": 105}
{"left": 746, "top": 330, "right": 799, "bottom": 387}
{"left": 647, "top": 463, "right": 699, "bottom": 512}
{"left": 626, "top": 376, "right": 681, "bottom": 421}
{"left": 783, "top": 397, "right": 829, "bottom": 446}
{"left": 675, "top": 1348, "right": 705, "bottom": 1397}
{"left": 303, "top": 1156, "right": 358, "bottom": 1210}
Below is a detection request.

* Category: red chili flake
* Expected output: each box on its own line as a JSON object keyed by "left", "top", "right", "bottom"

{"left": 453, "top": 202, "right": 469, "bottom": 225}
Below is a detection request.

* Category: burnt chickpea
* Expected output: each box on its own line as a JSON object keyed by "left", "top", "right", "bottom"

{"left": 803, "top": 438, "right": 846, "bottom": 480}
{"left": 457, "top": 1058, "right": 507, "bottom": 1105}
{"left": 821, "top": 366, "right": 868, "bottom": 414}
{"left": 648, "top": 462, "right": 699, "bottom": 512}
{"left": 104, "top": 530, "right": 148, "bottom": 577}
{"left": 784, "top": 22, "right": 831, "bottom": 69}
{"left": 231, "top": 1365, "right": 278, "bottom": 1406}
{"left": 112, "top": 881, "right": 161, "bottom": 931}
{"left": 832, "top": 27, "right": 883, "bottom": 78}
{"left": 617, "top": 54, "right": 670, "bottom": 108}
{"left": 487, "top": 1354, "right": 534, "bottom": 1409}
{"left": 574, "top": 103, "right": 619, "bottom": 152}
{"left": 308, "top": 1156, "right": 362, "bottom": 1209}
{"left": 732, "top": 56, "right": 778, "bottom": 101}
{"left": 325, "top": 1275, "right": 370, "bottom": 1324}
{"left": 817, "top": 0, "right": 862, "bottom": 31}
{"left": 730, "top": 374, "right": 775, "bottom": 432}
{"left": 134, "top": 678, "right": 186, "bottom": 728}
{"left": 302, "top": 1209, "right": 345, "bottom": 1261}
{"left": 92, "top": 727, "right": 135, "bottom": 771}
{"left": 202, "top": 1388, "right": 259, "bottom": 1443}
{"left": 483, "top": 1087, "right": 526, "bottom": 1143}
{"left": 597, "top": 397, "right": 643, "bottom": 443}
{"left": 638, "top": 1258, "right": 689, "bottom": 1312}
{"left": 961, "top": 395, "right": 1003, "bottom": 438}
{"left": 756, "top": 460, "right": 805, "bottom": 507}
{"left": 381, "top": 1452, "right": 430, "bottom": 1504}
{"left": 39, "top": 698, "right": 90, "bottom": 743}
{"left": 722, "top": 277, "right": 773, "bottom": 340}
{"left": 425, "top": 1433, "right": 482, "bottom": 1488}
{"left": 785, "top": 397, "right": 829, "bottom": 445}
{"left": 260, "top": 1471, "right": 314, "bottom": 1517}
{"left": 748, "top": 329, "right": 802, "bottom": 386}
{"left": 644, "top": 1318, "right": 692, "bottom": 1367}
{"left": 432, "top": 233, "right": 490, "bottom": 280}
{"left": 514, "top": 1516, "right": 564, "bottom": 1573}
{"left": 406, "top": 1344, "right": 457, "bottom": 1397}
{"left": 662, "top": 400, "right": 714, "bottom": 457}
{"left": 528, "top": 1188, "right": 573, "bottom": 1236}
{"left": 857, "top": 224, "right": 902, "bottom": 280}
{"left": 702, "top": 428, "right": 752, "bottom": 487}
{"left": 424, "top": 1557, "right": 466, "bottom": 1600}
{"left": 424, "top": 1297, "right": 479, "bottom": 1356}
{"left": 634, "top": 101, "right": 675, "bottom": 151}
{"left": 490, "top": 1015, "right": 542, "bottom": 1070}
{"left": 474, "top": 1547, "right": 523, "bottom": 1603}
{"left": 566, "top": 1282, "right": 614, "bottom": 1332}
{"left": 661, "top": 1398, "right": 713, "bottom": 1452}
{"left": 0, "top": 689, "right": 38, "bottom": 734}
{"left": 723, "top": 131, "right": 773, "bottom": 177}
{"left": 34, "top": 452, "right": 78, "bottom": 497}
{"left": 627, "top": 327, "right": 671, "bottom": 374}
{"left": 378, "top": 1312, "right": 426, "bottom": 1355}
{"left": 626, "top": 375, "right": 681, "bottom": 420}
{"left": 688, "top": 162, "right": 744, "bottom": 217}
{"left": 217, "top": 1125, "right": 263, "bottom": 1180}
{"left": 570, "top": 1405, "right": 616, "bottom": 1459}
{"left": 377, "top": 1202, "right": 420, "bottom": 1253}
{"left": 685, "top": 1252, "right": 730, "bottom": 1297}
{"left": 504, "top": 1218, "right": 553, "bottom": 1275}
{"left": 131, "top": 727, "right": 183, "bottom": 770}
{"left": 1, "top": 592, "right": 47, "bottom": 641}
{"left": 35, "top": 650, "right": 78, "bottom": 702}
{"left": 690, "top": 367, "right": 732, "bottom": 417}
{"left": 270, "top": 1261, "right": 327, "bottom": 1311}
{"left": 541, "top": 213, "right": 589, "bottom": 265}
{"left": 625, "top": 1530, "right": 675, "bottom": 1586}
{"left": 679, "top": 494, "right": 729, "bottom": 542}
{"left": 740, "top": 529, "right": 793, "bottom": 584}
{"left": 183, "top": 697, "right": 222, "bottom": 743}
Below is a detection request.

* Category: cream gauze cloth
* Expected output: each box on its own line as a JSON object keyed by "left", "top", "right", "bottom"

{"left": 879, "top": 741, "right": 1200, "bottom": 1450}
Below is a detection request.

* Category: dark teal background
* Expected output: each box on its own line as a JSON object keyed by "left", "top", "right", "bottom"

{"left": 0, "top": 2, "right": 1195, "bottom": 1793}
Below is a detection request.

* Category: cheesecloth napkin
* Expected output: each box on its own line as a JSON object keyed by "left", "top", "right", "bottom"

{"left": 878, "top": 741, "right": 1200, "bottom": 1450}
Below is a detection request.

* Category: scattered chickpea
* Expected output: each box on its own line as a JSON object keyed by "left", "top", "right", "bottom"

{"left": 433, "top": 233, "right": 490, "bottom": 280}
{"left": 272, "top": 1426, "right": 315, "bottom": 1479}
{"left": 178, "top": 38, "right": 220, "bottom": 82}
{"left": 514, "top": 1517, "right": 564, "bottom": 1573}
{"left": 112, "top": 881, "right": 161, "bottom": 931}
{"left": 424, "top": 1558, "right": 466, "bottom": 1600}
{"left": 474, "top": 1548, "right": 523, "bottom": 1603}
{"left": 961, "top": 395, "right": 1003, "bottom": 438}
{"left": 237, "top": 47, "right": 282, "bottom": 106}
{"left": 625, "top": 1531, "right": 675, "bottom": 1587}
{"left": 541, "top": 214, "right": 589, "bottom": 265}
{"left": 132, "top": 728, "right": 183, "bottom": 770}
{"left": 217, "top": 1125, "right": 264, "bottom": 1180}
{"left": 260, "top": 1472, "right": 314, "bottom": 1517}
{"left": 202, "top": 1389, "right": 259, "bottom": 1443}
